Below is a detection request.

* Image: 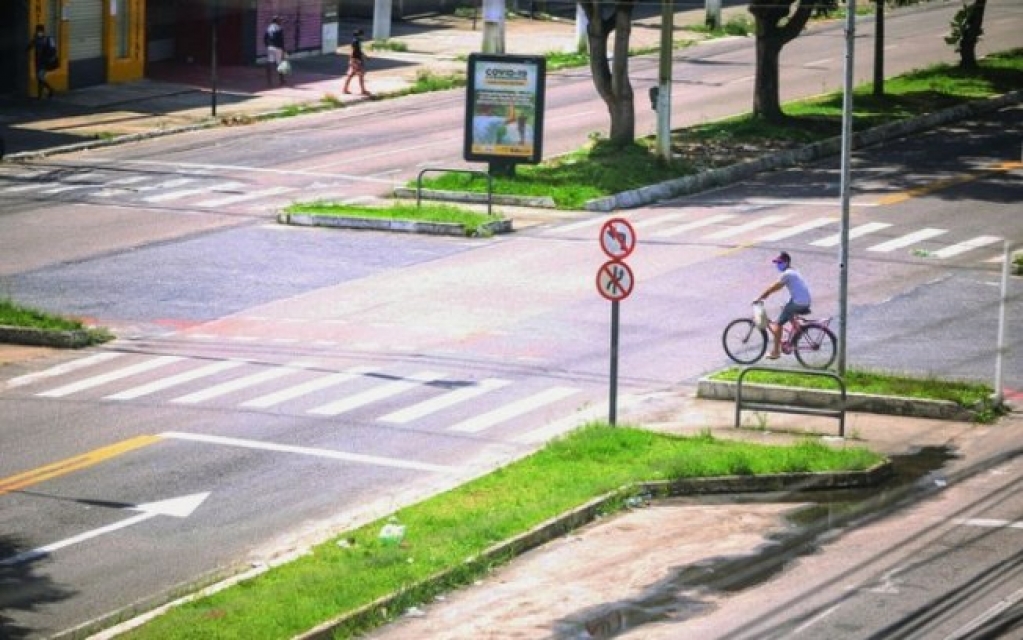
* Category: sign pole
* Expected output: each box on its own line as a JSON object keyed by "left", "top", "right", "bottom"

{"left": 609, "top": 299, "right": 619, "bottom": 425}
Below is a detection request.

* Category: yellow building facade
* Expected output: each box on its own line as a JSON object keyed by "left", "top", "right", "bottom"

{"left": 28, "top": 0, "right": 145, "bottom": 96}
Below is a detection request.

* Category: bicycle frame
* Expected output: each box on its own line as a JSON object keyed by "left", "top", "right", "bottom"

{"left": 780, "top": 316, "right": 832, "bottom": 354}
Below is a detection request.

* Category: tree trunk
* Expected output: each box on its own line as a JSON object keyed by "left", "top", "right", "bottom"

{"left": 749, "top": 0, "right": 818, "bottom": 123}
{"left": 583, "top": 0, "right": 636, "bottom": 146}
{"left": 959, "top": 0, "right": 986, "bottom": 70}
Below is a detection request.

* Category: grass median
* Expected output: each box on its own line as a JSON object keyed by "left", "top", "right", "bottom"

{"left": 116, "top": 424, "right": 882, "bottom": 639}
{"left": 0, "top": 298, "right": 111, "bottom": 345}
{"left": 282, "top": 201, "right": 508, "bottom": 237}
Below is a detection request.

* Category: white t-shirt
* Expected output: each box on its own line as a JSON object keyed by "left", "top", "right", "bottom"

{"left": 779, "top": 268, "right": 811, "bottom": 306}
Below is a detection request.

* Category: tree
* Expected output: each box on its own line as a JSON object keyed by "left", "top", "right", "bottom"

{"left": 946, "top": 0, "right": 987, "bottom": 70}
{"left": 579, "top": 0, "right": 638, "bottom": 146}
{"left": 749, "top": 0, "right": 824, "bottom": 122}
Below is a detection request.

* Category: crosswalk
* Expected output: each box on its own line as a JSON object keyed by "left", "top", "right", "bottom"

{"left": 4, "top": 353, "right": 591, "bottom": 440}
{"left": 0, "top": 167, "right": 299, "bottom": 212}
{"left": 544, "top": 211, "right": 1011, "bottom": 266}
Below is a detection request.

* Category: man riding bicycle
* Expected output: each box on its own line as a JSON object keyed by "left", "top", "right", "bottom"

{"left": 755, "top": 251, "right": 812, "bottom": 360}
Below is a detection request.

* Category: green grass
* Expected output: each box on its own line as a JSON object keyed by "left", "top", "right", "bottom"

{"left": 117, "top": 424, "right": 882, "bottom": 639}
{"left": 709, "top": 367, "right": 1002, "bottom": 422}
{"left": 284, "top": 201, "right": 507, "bottom": 236}
{"left": 418, "top": 49, "right": 1023, "bottom": 208}
{"left": 0, "top": 298, "right": 112, "bottom": 344}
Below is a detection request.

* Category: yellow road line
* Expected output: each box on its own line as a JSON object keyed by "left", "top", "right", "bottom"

{"left": 878, "top": 161, "right": 1023, "bottom": 206}
{"left": 0, "top": 435, "right": 162, "bottom": 496}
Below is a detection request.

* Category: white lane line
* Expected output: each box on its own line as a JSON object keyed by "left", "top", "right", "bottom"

{"left": 653, "top": 213, "right": 736, "bottom": 239}
{"left": 144, "top": 181, "right": 244, "bottom": 203}
{"left": 240, "top": 367, "right": 373, "bottom": 409}
{"left": 760, "top": 217, "right": 837, "bottom": 242}
{"left": 308, "top": 371, "right": 445, "bottom": 417}
{"left": 811, "top": 221, "right": 891, "bottom": 247}
{"left": 702, "top": 214, "right": 789, "bottom": 240}
{"left": 161, "top": 431, "right": 456, "bottom": 473}
{"left": 867, "top": 228, "right": 947, "bottom": 253}
{"left": 448, "top": 386, "right": 580, "bottom": 434}
{"left": 104, "top": 360, "right": 245, "bottom": 400}
{"left": 37, "top": 356, "right": 185, "bottom": 398}
{"left": 632, "top": 212, "right": 687, "bottom": 229}
{"left": 6, "top": 352, "right": 125, "bottom": 389}
{"left": 515, "top": 395, "right": 640, "bottom": 444}
{"left": 171, "top": 366, "right": 300, "bottom": 404}
{"left": 379, "top": 378, "right": 512, "bottom": 424}
{"left": 952, "top": 517, "right": 1023, "bottom": 530}
{"left": 931, "top": 235, "right": 1002, "bottom": 259}
{"left": 942, "top": 586, "right": 1023, "bottom": 640}
{"left": 196, "top": 186, "right": 294, "bottom": 207}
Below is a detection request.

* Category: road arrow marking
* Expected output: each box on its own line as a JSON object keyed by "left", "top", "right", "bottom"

{"left": 0, "top": 492, "right": 210, "bottom": 566}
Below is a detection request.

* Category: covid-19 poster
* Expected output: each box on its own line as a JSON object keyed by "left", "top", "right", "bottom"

{"left": 463, "top": 54, "right": 546, "bottom": 164}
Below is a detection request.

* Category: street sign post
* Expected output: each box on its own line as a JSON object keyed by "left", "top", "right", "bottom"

{"left": 596, "top": 218, "right": 636, "bottom": 425}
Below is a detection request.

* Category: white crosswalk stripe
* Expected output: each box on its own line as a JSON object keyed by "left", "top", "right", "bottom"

{"left": 144, "top": 181, "right": 245, "bottom": 203}
{"left": 811, "top": 222, "right": 892, "bottom": 247}
{"left": 760, "top": 217, "right": 837, "bottom": 242}
{"left": 447, "top": 386, "right": 580, "bottom": 433}
{"left": 37, "top": 356, "right": 184, "bottom": 398}
{"left": 867, "top": 228, "right": 947, "bottom": 252}
{"left": 652, "top": 213, "right": 736, "bottom": 239}
{"left": 6, "top": 352, "right": 125, "bottom": 389}
{"left": 379, "top": 378, "right": 512, "bottom": 424}
{"left": 308, "top": 370, "right": 445, "bottom": 417}
{"left": 702, "top": 214, "right": 789, "bottom": 240}
{"left": 239, "top": 367, "right": 373, "bottom": 409}
{"left": 931, "top": 235, "right": 1002, "bottom": 259}
{"left": 171, "top": 366, "right": 301, "bottom": 404}
{"left": 104, "top": 360, "right": 245, "bottom": 400}
{"left": 196, "top": 186, "right": 294, "bottom": 208}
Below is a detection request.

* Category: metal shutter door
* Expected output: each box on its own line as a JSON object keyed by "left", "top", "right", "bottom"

{"left": 68, "top": 0, "right": 103, "bottom": 61}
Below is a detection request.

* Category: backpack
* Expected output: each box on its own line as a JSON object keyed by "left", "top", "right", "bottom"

{"left": 43, "top": 37, "right": 59, "bottom": 71}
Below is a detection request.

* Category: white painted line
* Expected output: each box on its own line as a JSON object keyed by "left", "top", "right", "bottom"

{"left": 91, "top": 176, "right": 149, "bottom": 196}
{"left": 2, "top": 183, "right": 48, "bottom": 193}
{"left": 39, "top": 183, "right": 95, "bottom": 194}
{"left": 515, "top": 395, "right": 640, "bottom": 444}
{"left": 239, "top": 367, "right": 372, "bottom": 409}
{"left": 448, "top": 386, "right": 580, "bottom": 434}
{"left": 6, "top": 352, "right": 125, "bottom": 389}
{"left": 811, "top": 221, "right": 891, "bottom": 247}
{"left": 931, "top": 235, "right": 1002, "bottom": 259}
{"left": 196, "top": 186, "right": 294, "bottom": 207}
{"left": 942, "top": 586, "right": 1023, "bottom": 640}
{"left": 37, "top": 356, "right": 184, "bottom": 398}
{"left": 867, "top": 228, "right": 947, "bottom": 252}
{"left": 143, "top": 181, "right": 243, "bottom": 203}
{"left": 172, "top": 366, "right": 301, "bottom": 404}
{"left": 702, "top": 214, "right": 789, "bottom": 240}
{"left": 124, "top": 159, "right": 395, "bottom": 184}
{"left": 631, "top": 212, "right": 687, "bottom": 229}
{"left": 161, "top": 431, "right": 456, "bottom": 473}
{"left": 308, "top": 371, "right": 445, "bottom": 417}
{"left": 546, "top": 216, "right": 610, "bottom": 234}
{"left": 104, "top": 360, "right": 245, "bottom": 400}
{"left": 380, "top": 378, "right": 512, "bottom": 424}
{"left": 952, "top": 517, "right": 1023, "bottom": 530}
{"left": 133, "top": 178, "right": 196, "bottom": 193}
{"left": 760, "top": 217, "right": 837, "bottom": 242}
{"left": 653, "top": 213, "right": 736, "bottom": 239}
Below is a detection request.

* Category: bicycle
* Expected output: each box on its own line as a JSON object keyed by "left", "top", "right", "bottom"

{"left": 722, "top": 302, "right": 838, "bottom": 369}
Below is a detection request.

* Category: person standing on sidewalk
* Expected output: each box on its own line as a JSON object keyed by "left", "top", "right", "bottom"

{"left": 27, "top": 24, "right": 57, "bottom": 99}
{"left": 264, "top": 16, "right": 287, "bottom": 87}
{"left": 342, "top": 29, "right": 370, "bottom": 96}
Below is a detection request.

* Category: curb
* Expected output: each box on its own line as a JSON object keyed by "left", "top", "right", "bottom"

{"left": 392, "top": 187, "right": 557, "bottom": 209}
{"left": 277, "top": 212, "right": 513, "bottom": 236}
{"left": 583, "top": 90, "right": 1023, "bottom": 211}
{"left": 0, "top": 325, "right": 95, "bottom": 349}
{"left": 293, "top": 463, "right": 892, "bottom": 640}
{"left": 696, "top": 377, "right": 979, "bottom": 422}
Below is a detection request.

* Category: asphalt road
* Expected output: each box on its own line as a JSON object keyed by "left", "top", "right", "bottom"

{"left": 0, "top": 6, "right": 1021, "bottom": 638}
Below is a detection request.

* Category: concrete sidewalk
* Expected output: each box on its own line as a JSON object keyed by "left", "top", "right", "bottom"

{"left": 0, "top": 9, "right": 744, "bottom": 160}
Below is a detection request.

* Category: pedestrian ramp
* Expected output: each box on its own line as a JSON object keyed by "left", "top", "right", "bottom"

{"left": 3, "top": 351, "right": 598, "bottom": 442}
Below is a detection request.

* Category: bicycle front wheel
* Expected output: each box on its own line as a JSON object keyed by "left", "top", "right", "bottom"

{"left": 793, "top": 324, "right": 838, "bottom": 370}
{"left": 722, "top": 318, "right": 768, "bottom": 365}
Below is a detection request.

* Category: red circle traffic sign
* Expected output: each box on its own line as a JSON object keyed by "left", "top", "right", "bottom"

{"left": 596, "top": 259, "right": 635, "bottom": 301}
{"left": 599, "top": 218, "right": 636, "bottom": 260}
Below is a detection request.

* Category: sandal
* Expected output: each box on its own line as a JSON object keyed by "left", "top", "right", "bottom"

{"left": 765, "top": 353, "right": 781, "bottom": 360}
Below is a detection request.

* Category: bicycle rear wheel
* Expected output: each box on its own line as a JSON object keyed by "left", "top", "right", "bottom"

{"left": 722, "top": 318, "right": 768, "bottom": 365}
{"left": 793, "top": 324, "right": 837, "bottom": 369}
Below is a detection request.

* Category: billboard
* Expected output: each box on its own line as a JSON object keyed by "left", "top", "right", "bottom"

{"left": 464, "top": 53, "right": 546, "bottom": 165}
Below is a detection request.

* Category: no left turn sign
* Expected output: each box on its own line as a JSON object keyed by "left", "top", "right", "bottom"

{"left": 596, "top": 259, "right": 634, "bottom": 301}
{"left": 600, "top": 218, "right": 636, "bottom": 260}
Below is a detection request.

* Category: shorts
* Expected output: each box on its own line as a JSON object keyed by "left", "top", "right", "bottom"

{"left": 267, "top": 46, "right": 284, "bottom": 65}
{"left": 777, "top": 300, "right": 811, "bottom": 325}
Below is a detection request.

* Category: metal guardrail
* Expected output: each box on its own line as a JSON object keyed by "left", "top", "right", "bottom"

{"left": 735, "top": 366, "right": 847, "bottom": 437}
{"left": 416, "top": 168, "right": 494, "bottom": 216}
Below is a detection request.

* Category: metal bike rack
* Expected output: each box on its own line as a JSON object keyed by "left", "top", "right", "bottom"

{"left": 416, "top": 168, "right": 494, "bottom": 217}
{"left": 735, "top": 366, "right": 847, "bottom": 437}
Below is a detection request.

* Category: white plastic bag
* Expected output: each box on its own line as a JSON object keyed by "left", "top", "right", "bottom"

{"left": 752, "top": 302, "right": 768, "bottom": 329}
{"left": 276, "top": 60, "right": 292, "bottom": 76}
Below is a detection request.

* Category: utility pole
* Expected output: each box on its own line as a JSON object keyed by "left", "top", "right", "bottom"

{"left": 482, "top": 0, "right": 506, "bottom": 54}
{"left": 837, "top": 0, "right": 856, "bottom": 376}
{"left": 656, "top": 0, "right": 673, "bottom": 162}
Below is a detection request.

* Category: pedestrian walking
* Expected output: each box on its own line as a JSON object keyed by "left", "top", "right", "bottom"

{"left": 264, "top": 16, "right": 287, "bottom": 86}
{"left": 27, "top": 24, "right": 58, "bottom": 99}
{"left": 342, "top": 29, "right": 370, "bottom": 96}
